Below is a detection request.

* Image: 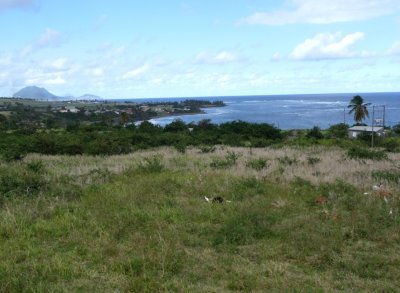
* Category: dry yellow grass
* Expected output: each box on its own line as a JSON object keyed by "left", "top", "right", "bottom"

{"left": 26, "top": 145, "right": 400, "bottom": 192}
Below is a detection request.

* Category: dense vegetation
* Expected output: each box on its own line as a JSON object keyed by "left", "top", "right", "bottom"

{"left": 1, "top": 116, "right": 400, "bottom": 161}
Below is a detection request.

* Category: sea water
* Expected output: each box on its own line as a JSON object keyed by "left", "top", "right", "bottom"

{"left": 128, "top": 92, "right": 400, "bottom": 129}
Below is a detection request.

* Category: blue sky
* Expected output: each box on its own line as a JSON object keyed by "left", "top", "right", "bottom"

{"left": 0, "top": 0, "right": 399, "bottom": 98}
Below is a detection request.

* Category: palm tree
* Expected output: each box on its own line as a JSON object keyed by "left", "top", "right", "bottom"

{"left": 348, "top": 95, "right": 371, "bottom": 124}
{"left": 120, "top": 112, "right": 129, "bottom": 126}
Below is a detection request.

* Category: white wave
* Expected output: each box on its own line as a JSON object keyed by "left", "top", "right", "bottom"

{"left": 274, "top": 99, "right": 346, "bottom": 106}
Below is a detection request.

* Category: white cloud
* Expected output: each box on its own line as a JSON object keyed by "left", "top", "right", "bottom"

{"left": 36, "top": 28, "right": 63, "bottom": 47}
{"left": 387, "top": 41, "right": 400, "bottom": 55}
{"left": 240, "top": 0, "right": 400, "bottom": 25}
{"left": 271, "top": 52, "right": 283, "bottom": 61}
{"left": 288, "top": 32, "right": 367, "bottom": 60}
{"left": 21, "top": 28, "right": 64, "bottom": 56}
{"left": 122, "top": 64, "right": 150, "bottom": 80}
{"left": 43, "top": 76, "right": 66, "bottom": 85}
{"left": 0, "top": 55, "right": 12, "bottom": 67}
{"left": 0, "top": 0, "right": 34, "bottom": 11}
{"left": 195, "top": 51, "right": 239, "bottom": 65}
{"left": 48, "top": 58, "right": 69, "bottom": 70}
{"left": 91, "top": 67, "right": 104, "bottom": 77}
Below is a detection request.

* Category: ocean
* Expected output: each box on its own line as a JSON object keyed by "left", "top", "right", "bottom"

{"left": 127, "top": 92, "right": 400, "bottom": 130}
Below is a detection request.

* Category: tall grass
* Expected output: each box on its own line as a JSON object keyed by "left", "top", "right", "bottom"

{"left": 0, "top": 145, "right": 399, "bottom": 291}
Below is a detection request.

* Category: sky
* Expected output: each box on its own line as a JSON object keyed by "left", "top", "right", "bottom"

{"left": 0, "top": 0, "right": 399, "bottom": 99}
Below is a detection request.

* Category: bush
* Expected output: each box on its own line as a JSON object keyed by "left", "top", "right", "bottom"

{"left": 372, "top": 170, "right": 400, "bottom": 184}
{"left": 26, "top": 160, "right": 46, "bottom": 174}
{"left": 307, "top": 157, "right": 321, "bottom": 165}
{"left": 226, "top": 151, "right": 240, "bottom": 165}
{"left": 393, "top": 123, "right": 400, "bottom": 136}
{"left": 138, "top": 155, "right": 164, "bottom": 173}
{"left": 277, "top": 156, "right": 298, "bottom": 166}
{"left": 164, "top": 119, "right": 187, "bottom": 132}
{"left": 327, "top": 123, "right": 349, "bottom": 139}
{"left": 210, "top": 151, "right": 240, "bottom": 169}
{"left": 210, "top": 157, "right": 234, "bottom": 169}
{"left": 174, "top": 142, "right": 187, "bottom": 153}
{"left": 246, "top": 158, "right": 269, "bottom": 170}
{"left": 306, "top": 126, "right": 324, "bottom": 139}
{"left": 1, "top": 145, "right": 25, "bottom": 162}
{"left": 347, "top": 147, "right": 387, "bottom": 161}
{"left": 0, "top": 164, "right": 47, "bottom": 196}
{"left": 381, "top": 138, "right": 400, "bottom": 153}
{"left": 198, "top": 145, "right": 216, "bottom": 153}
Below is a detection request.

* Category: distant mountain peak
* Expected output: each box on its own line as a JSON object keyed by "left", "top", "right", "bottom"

{"left": 79, "top": 94, "right": 102, "bottom": 100}
{"left": 12, "top": 86, "right": 103, "bottom": 101}
{"left": 13, "top": 86, "right": 60, "bottom": 100}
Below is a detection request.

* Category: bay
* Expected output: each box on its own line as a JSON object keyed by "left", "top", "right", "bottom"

{"left": 127, "top": 92, "right": 400, "bottom": 129}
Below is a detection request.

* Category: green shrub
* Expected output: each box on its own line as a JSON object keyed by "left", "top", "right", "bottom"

{"left": 138, "top": 155, "right": 164, "bottom": 173}
{"left": 164, "top": 119, "right": 187, "bottom": 132}
{"left": 381, "top": 138, "right": 400, "bottom": 153}
{"left": 347, "top": 147, "right": 387, "bottom": 161}
{"left": 306, "top": 126, "right": 324, "bottom": 139}
{"left": 0, "top": 165, "right": 47, "bottom": 196}
{"left": 174, "top": 142, "right": 187, "bottom": 153}
{"left": 246, "top": 158, "right": 269, "bottom": 170}
{"left": 1, "top": 146, "right": 25, "bottom": 162}
{"left": 392, "top": 123, "right": 400, "bottom": 135}
{"left": 278, "top": 155, "right": 298, "bottom": 166}
{"left": 356, "top": 132, "right": 383, "bottom": 145}
{"left": 198, "top": 145, "right": 216, "bottom": 153}
{"left": 372, "top": 170, "right": 400, "bottom": 184}
{"left": 226, "top": 151, "right": 240, "bottom": 165}
{"left": 210, "top": 151, "right": 240, "bottom": 169}
{"left": 210, "top": 157, "right": 234, "bottom": 169}
{"left": 26, "top": 160, "right": 46, "bottom": 174}
{"left": 327, "top": 123, "right": 349, "bottom": 139}
{"left": 307, "top": 156, "right": 321, "bottom": 165}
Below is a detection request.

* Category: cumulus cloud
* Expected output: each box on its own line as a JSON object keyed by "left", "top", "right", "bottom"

{"left": 387, "top": 41, "right": 400, "bottom": 55}
{"left": 239, "top": 0, "right": 400, "bottom": 25}
{"left": 42, "top": 58, "right": 70, "bottom": 72}
{"left": 0, "top": 55, "right": 12, "bottom": 67}
{"left": 271, "top": 52, "right": 283, "bottom": 61}
{"left": 21, "top": 28, "right": 64, "bottom": 56}
{"left": 195, "top": 51, "right": 239, "bottom": 65}
{"left": 91, "top": 67, "right": 104, "bottom": 77}
{"left": 122, "top": 64, "right": 150, "bottom": 80}
{"left": 43, "top": 76, "right": 66, "bottom": 85}
{"left": 0, "top": 0, "right": 34, "bottom": 11}
{"left": 288, "top": 32, "right": 369, "bottom": 60}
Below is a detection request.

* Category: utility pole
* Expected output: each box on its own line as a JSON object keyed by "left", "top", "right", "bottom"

{"left": 383, "top": 105, "right": 386, "bottom": 127}
{"left": 371, "top": 105, "right": 375, "bottom": 148}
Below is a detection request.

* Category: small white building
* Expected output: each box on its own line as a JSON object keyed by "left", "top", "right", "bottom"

{"left": 348, "top": 126, "right": 384, "bottom": 139}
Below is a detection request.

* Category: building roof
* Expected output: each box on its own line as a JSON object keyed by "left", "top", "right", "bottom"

{"left": 348, "top": 126, "right": 384, "bottom": 132}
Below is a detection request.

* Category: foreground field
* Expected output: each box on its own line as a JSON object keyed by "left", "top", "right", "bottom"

{"left": 1, "top": 146, "right": 400, "bottom": 292}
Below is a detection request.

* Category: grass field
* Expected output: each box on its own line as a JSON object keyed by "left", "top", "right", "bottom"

{"left": 1, "top": 146, "right": 400, "bottom": 292}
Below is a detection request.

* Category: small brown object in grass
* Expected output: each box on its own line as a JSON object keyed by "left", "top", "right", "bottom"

{"left": 315, "top": 196, "right": 328, "bottom": 205}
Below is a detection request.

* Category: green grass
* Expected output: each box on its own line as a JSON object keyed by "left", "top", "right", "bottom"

{"left": 0, "top": 148, "right": 400, "bottom": 292}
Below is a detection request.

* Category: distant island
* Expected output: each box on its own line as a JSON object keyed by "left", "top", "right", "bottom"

{"left": 13, "top": 86, "right": 103, "bottom": 101}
